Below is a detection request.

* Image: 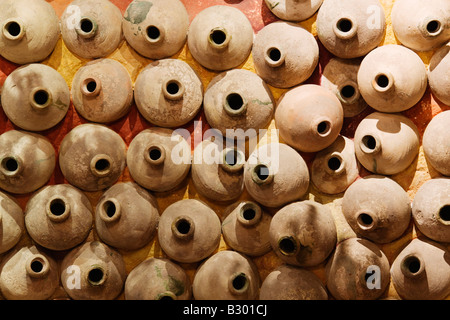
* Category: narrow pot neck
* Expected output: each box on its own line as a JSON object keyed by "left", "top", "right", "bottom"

{"left": 26, "top": 254, "right": 50, "bottom": 279}
{"left": 236, "top": 201, "right": 262, "bottom": 227}
{"left": 400, "top": 254, "right": 425, "bottom": 279}
{"left": 162, "top": 78, "right": 185, "bottom": 101}
{"left": 76, "top": 17, "right": 98, "bottom": 39}
{"left": 208, "top": 27, "right": 231, "bottom": 50}
{"left": 228, "top": 272, "right": 250, "bottom": 296}
{"left": 333, "top": 16, "right": 358, "bottom": 40}
{"left": 144, "top": 144, "right": 166, "bottom": 166}
{"left": 144, "top": 24, "right": 165, "bottom": 45}
{"left": 90, "top": 154, "right": 113, "bottom": 178}
{"left": 46, "top": 196, "right": 71, "bottom": 223}
{"left": 420, "top": 17, "right": 444, "bottom": 38}
{"left": 99, "top": 198, "right": 122, "bottom": 223}
{"left": 2, "top": 18, "right": 25, "bottom": 41}
{"left": 220, "top": 148, "right": 244, "bottom": 173}
{"left": 29, "top": 87, "right": 53, "bottom": 110}
{"left": 0, "top": 155, "right": 23, "bottom": 178}
{"left": 264, "top": 46, "right": 285, "bottom": 68}
{"left": 81, "top": 77, "right": 102, "bottom": 97}
{"left": 251, "top": 163, "right": 274, "bottom": 185}
{"left": 171, "top": 215, "right": 195, "bottom": 241}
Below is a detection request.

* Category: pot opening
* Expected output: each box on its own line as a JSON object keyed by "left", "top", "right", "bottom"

{"left": 337, "top": 18, "right": 353, "bottom": 33}
{"left": 50, "top": 198, "right": 67, "bottom": 216}
{"left": 95, "top": 158, "right": 111, "bottom": 172}
{"left": 166, "top": 81, "right": 180, "bottom": 95}
{"left": 231, "top": 273, "right": 248, "bottom": 292}
{"left": 439, "top": 205, "right": 450, "bottom": 222}
{"left": 376, "top": 74, "right": 390, "bottom": 89}
{"left": 341, "top": 85, "right": 356, "bottom": 100}
{"left": 278, "top": 236, "right": 297, "bottom": 256}
{"left": 80, "top": 18, "right": 94, "bottom": 33}
{"left": 357, "top": 213, "right": 374, "bottom": 229}
{"left": 242, "top": 208, "right": 256, "bottom": 221}
{"left": 157, "top": 293, "right": 176, "bottom": 300}
{"left": 146, "top": 26, "right": 161, "bottom": 40}
{"left": 86, "top": 80, "right": 97, "bottom": 93}
{"left": 175, "top": 218, "right": 191, "bottom": 235}
{"left": 30, "top": 260, "right": 44, "bottom": 273}
{"left": 402, "top": 255, "right": 421, "bottom": 275}
{"left": 88, "top": 267, "right": 105, "bottom": 286}
{"left": 225, "top": 149, "right": 239, "bottom": 166}
{"left": 362, "top": 135, "right": 377, "bottom": 151}
{"left": 328, "top": 156, "right": 342, "bottom": 172}
{"left": 34, "top": 90, "right": 50, "bottom": 106}
{"left": 1, "top": 157, "right": 18, "bottom": 173}
{"left": 210, "top": 29, "right": 227, "bottom": 45}
{"left": 226, "top": 93, "right": 245, "bottom": 112}
{"left": 317, "top": 121, "right": 331, "bottom": 136}
{"left": 149, "top": 147, "right": 162, "bottom": 162}
{"left": 267, "top": 47, "right": 281, "bottom": 62}
{"left": 103, "top": 200, "right": 117, "bottom": 218}
{"left": 6, "top": 21, "right": 21, "bottom": 37}
{"left": 254, "top": 164, "right": 270, "bottom": 181}
{"left": 426, "top": 20, "right": 441, "bottom": 34}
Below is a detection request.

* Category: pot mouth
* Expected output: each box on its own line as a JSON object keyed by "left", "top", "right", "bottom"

{"left": 145, "top": 25, "right": 165, "bottom": 44}
{"left": 90, "top": 154, "right": 113, "bottom": 177}
{"left": 26, "top": 254, "right": 50, "bottom": 279}
{"left": 333, "top": 17, "right": 358, "bottom": 40}
{"left": 237, "top": 201, "right": 262, "bottom": 227}
{"left": 144, "top": 144, "right": 166, "bottom": 166}
{"left": 360, "top": 134, "right": 381, "bottom": 154}
{"left": 155, "top": 291, "right": 178, "bottom": 300}
{"left": 100, "top": 198, "right": 121, "bottom": 223}
{"left": 0, "top": 156, "right": 22, "bottom": 177}
{"left": 171, "top": 215, "right": 195, "bottom": 240}
{"left": 220, "top": 148, "right": 245, "bottom": 173}
{"left": 264, "top": 46, "right": 285, "bottom": 68}
{"left": 337, "top": 81, "right": 360, "bottom": 105}
{"left": 162, "top": 78, "right": 185, "bottom": 101}
{"left": 223, "top": 92, "right": 247, "bottom": 116}
{"left": 2, "top": 19, "right": 25, "bottom": 41}
{"left": 81, "top": 77, "right": 102, "bottom": 97}
{"left": 315, "top": 118, "right": 332, "bottom": 138}
{"left": 421, "top": 18, "right": 443, "bottom": 37}
{"left": 437, "top": 204, "right": 450, "bottom": 226}
{"left": 87, "top": 265, "right": 108, "bottom": 286}
{"left": 356, "top": 211, "right": 377, "bottom": 231}
{"left": 46, "top": 197, "right": 71, "bottom": 223}
{"left": 251, "top": 163, "right": 273, "bottom": 185}
{"left": 208, "top": 27, "right": 230, "bottom": 49}
{"left": 325, "top": 153, "right": 345, "bottom": 175}
{"left": 29, "top": 87, "right": 53, "bottom": 110}
{"left": 228, "top": 272, "right": 250, "bottom": 296}
{"left": 400, "top": 254, "right": 425, "bottom": 278}
{"left": 372, "top": 71, "right": 394, "bottom": 93}
{"left": 277, "top": 236, "right": 299, "bottom": 257}
{"left": 76, "top": 17, "right": 98, "bottom": 38}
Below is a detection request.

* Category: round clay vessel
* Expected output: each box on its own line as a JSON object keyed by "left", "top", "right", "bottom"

{"left": 391, "top": 238, "right": 450, "bottom": 300}
{"left": 123, "top": 0, "right": 189, "bottom": 60}
{"left": 134, "top": 59, "right": 203, "bottom": 128}
{"left": 1, "top": 64, "right": 70, "bottom": 132}
{"left": 187, "top": 5, "right": 254, "bottom": 71}
{"left": 59, "top": 124, "right": 126, "bottom": 192}
{"left": 0, "top": 130, "right": 55, "bottom": 194}
{"left": 252, "top": 21, "right": 319, "bottom": 89}
{"left": 60, "top": 241, "right": 127, "bottom": 300}
{"left": 259, "top": 264, "right": 328, "bottom": 300}
{"left": 125, "top": 258, "right": 192, "bottom": 300}
{"left": 354, "top": 112, "right": 420, "bottom": 175}
{"left": 342, "top": 175, "right": 412, "bottom": 244}
{"left": 264, "top": 0, "right": 323, "bottom": 22}
{"left": 25, "top": 184, "right": 93, "bottom": 251}
{"left": 0, "top": 0, "right": 60, "bottom": 64}
{"left": 311, "top": 135, "right": 359, "bottom": 195}
{"left": 412, "top": 178, "right": 450, "bottom": 243}
{"left": 95, "top": 182, "right": 160, "bottom": 251}
{"left": 244, "top": 142, "right": 310, "bottom": 208}
{"left": 158, "top": 199, "right": 221, "bottom": 264}
{"left": 60, "top": 0, "right": 123, "bottom": 59}
{"left": 429, "top": 44, "right": 450, "bottom": 106}
{"left": 357, "top": 45, "right": 428, "bottom": 113}
{"left": 422, "top": 111, "right": 450, "bottom": 176}
{"left": 126, "top": 127, "right": 191, "bottom": 192}
{"left": 316, "top": 0, "right": 386, "bottom": 59}
{"left": 275, "top": 84, "right": 344, "bottom": 153}
{"left": 192, "top": 250, "right": 260, "bottom": 300}
{"left": 326, "top": 238, "right": 390, "bottom": 300}
{"left": 0, "top": 245, "right": 59, "bottom": 300}
{"left": 0, "top": 192, "right": 24, "bottom": 255}
{"left": 71, "top": 59, "right": 133, "bottom": 123}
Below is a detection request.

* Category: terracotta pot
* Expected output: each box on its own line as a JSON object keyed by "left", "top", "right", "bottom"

{"left": 244, "top": 142, "right": 310, "bottom": 208}
{"left": 187, "top": 5, "right": 254, "bottom": 71}
{"left": 134, "top": 59, "right": 203, "bottom": 128}
{"left": 126, "top": 127, "right": 191, "bottom": 192}
{"left": 25, "top": 184, "right": 93, "bottom": 251}
{"left": 192, "top": 250, "right": 260, "bottom": 300}
{"left": 429, "top": 44, "right": 450, "bottom": 106}
{"left": 252, "top": 21, "right": 319, "bottom": 89}
{"left": 275, "top": 84, "right": 344, "bottom": 153}
{"left": 0, "top": 0, "right": 60, "bottom": 64}
{"left": 60, "top": 241, "right": 127, "bottom": 300}
{"left": 316, "top": 0, "right": 386, "bottom": 59}
{"left": 264, "top": 0, "right": 323, "bottom": 22}
{"left": 422, "top": 111, "right": 450, "bottom": 176}
{"left": 357, "top": 45, "right": 427, "bottom": 113}
{"left": 71, "top": 59, "right": 133, "bottom": 123}
{"left": 1, "top": 64, "right": 70, "bottom": 132}
{"left": 123, "top": 0, "right": 189, "bottom": 60}
{"left": 0, "top": 130, "right": 55, "bottom": 195}
{"left": 0, "top": 192, "right": 24, "bottom": 255}
{"left": 326, "top": 238, "right": 390, "bottom": 300}
{"left": 158, "top": 199, "right": 221, "bottom": 263}
{"left": 60, "top": 0, "right": 123, "bottom": 59}
{"left": 354, "top": 112, "right": 420, "bottom": 175}
{"left": 125, "top": 258, "right": 192, "bottom": 300}
{"left": 95, "top": 182, "right": 159, "bottom": 251}
{"left": 59, "top": 124, "right": 127, "bottom": 192}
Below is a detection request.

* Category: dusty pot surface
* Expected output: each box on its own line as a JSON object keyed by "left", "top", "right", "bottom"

{"left": 422, "top": 110, "right": 450, "bottom": 176}
{"left": 1, "top": 64, "right": 70, "bottom": 132}
{"left": 134, "top": 59, "right": 203, "bottom": 128}
{"left": 264, "top": 0, "right": 323, "bottom": 22}
{"left": 95, "top": 182, "right": 160, "bottom": 251}
{"left": 429, "top": 44, "right": 450, "bottom": 106}
{"left": 357, "top": 44, "right": 428, "bottom": 113}
{"left": 192, "top": 250, "right": 260, "bottom": 300}
{"left": 25, "top": 184, "right": 93, "bottom": 251}
{"left": 275, "top": 84, "right": 344, "bottom": 153}
{"left": 187, "top": 5, "right": 254, "bottom": 71}
{"left": 252, "top": 21, "right": 319, "bottom": 89}
{"left": 0, "top": 192, "right": 24, "bottom": 255}
{"left": 158, "top": 199, "right": 221, "bottom": 264}
{"left": 123, "top": 0, "right": 189, "bottom": 60}
{"left": 71, "top": 59, "right": 133, "bottom": 123}
{"left": 126, "top": 127, "right": 191, "bottom": 192}
{"left": 0, "top": 0, "right": 60, "bottom": 64}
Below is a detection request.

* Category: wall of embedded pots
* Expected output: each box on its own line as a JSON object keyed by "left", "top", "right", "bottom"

{"left": 0, "top": 0, "right": 448, "bottom": 300}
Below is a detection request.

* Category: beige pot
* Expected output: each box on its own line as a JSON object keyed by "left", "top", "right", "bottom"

{"left": 264, "top": 0, "right": 323, "bottom": 22}
{"left": 422, "top": 110, "right": 450, "bottom": 176}
{"left": 0, "top": 192, "right": 24, "bottom": 255}
{"left": 429, "top": 44, "right": 450, "bottom": 106}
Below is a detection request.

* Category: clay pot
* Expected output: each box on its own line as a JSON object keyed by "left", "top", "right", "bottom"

{"left": 0, "top": 0, "right": 60, "bottom": 64}
{"left": 0, "top": 245, "right": 59, "bottom": 300}
{"left": 71, "top": 59, "right": 133, "bottom": 123}
{"left": 311, "top": 135, "right": 359, "bottom": 195}
{"left": 392, "top": 0, "right": 450, "bottom": 52}
{"left": 59, "top": 124, "right": 126, "bottom": 192}
{"left": 342, "top": 175, "right": 412, "bottom": 244}
{"left": 95, "top": 182, "right": 159, "bottom": 251}
{"left": 134, "top": 59, "right": 203, "bottom": 128}
{"left": 61, "top": 241, "right": 127, "bottom": 300}
{"left": 275, "top": 84, "right": 344, "bottom": 153}
{"left": 187, "top": 5, "right": 254, "bottom": 71}
{"left": 422, "top": 111, "right": 450, "bottom": 176}
{"left": 1, "top": 64, "right": 70, "bottom": 132}
{"left": 126, "top": 127, "right": 191, "bottom": 192}
{"left": 221, "top": 200, "right": 272, "bottom": 257}
{"left": 412, "top": 178, "right": 450, "bottom": 243}
{"left": 326, "top": 238, "right": 390, "bottom": 300}
{"left": 244, "top": 142, "right": 310, "bottom": 208}
{"left": 357, "top": 45, "right": 428, "bottom": 113}
{"left": 354, "top": 112, "right": 420, "bottom": 175}
{"left": 158, "top": 199, "right": 221, "bottom": 264}
{"left": 252, "top": 21, "right": 319, "bottom": 89}
{"left": 316, "top": 0, "right": 386, "bottom": 59}
{"left": 123, "top": 0, "right": 189, "bottom": 60}
{"left": 0, "top": 130, "right": 55, "bottom": 195}
{"left": 391, "top": 238, "right": 450, "bottom": 300}
{"left": 0, "top": 192, "right": 24, "bottom": 255}
{"left": 259, "top": 264, "right": 328, "bottom": 300}
{"left": 60, "top": 0, "right": 123, "bottom": 59}
{"left": 429, "top": 44, "right": 450, "bottom": 106}
{"left": 264, "top": 0, "right": 323, "bottom": 22}
{"left": 269, "top": 200, "right": 337, "bottom": 267}
{"left": 192, "top": 250, "right": 260, "bottom": 300}
{"left": 25, "top": 184, "right": 93, "bottom": 251}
